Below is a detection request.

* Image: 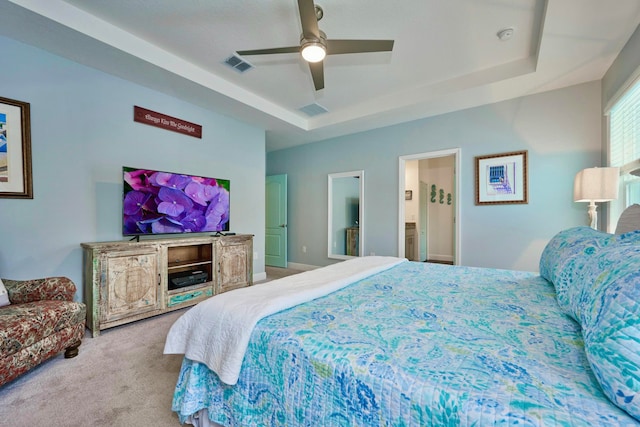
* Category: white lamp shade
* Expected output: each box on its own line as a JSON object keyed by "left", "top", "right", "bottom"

{"left": 573, "top": 167, "right": 620, "bottom": 202}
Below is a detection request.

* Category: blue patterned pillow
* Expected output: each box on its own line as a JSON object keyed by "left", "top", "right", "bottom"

{"left": 580, "top": 244, "right": 640, "bottom": 420}
{"left": 539, "top": 227, "right": 617, "bottom": 320}
{"left": 539, "top": 227, "right": 613, "bottom": 282}
{"left": 539, "top": 227, "right": 640, "bottom": 418}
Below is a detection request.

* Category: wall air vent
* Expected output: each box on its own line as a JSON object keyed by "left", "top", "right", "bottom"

{"left": 224, "top": 54, "right": 253, "bottom": 73}
{"left": 299, "top": 103, "right": 328, "bottom": 117}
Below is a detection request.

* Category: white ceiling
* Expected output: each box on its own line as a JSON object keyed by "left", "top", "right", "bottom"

{"left": 1, "top": 0, "right": 639, "bottom": 151}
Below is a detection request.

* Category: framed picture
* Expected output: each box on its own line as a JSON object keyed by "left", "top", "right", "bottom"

{"left": 475, "top": 150, "right": 528, "bottom": 205}
{"left": 0, "top": 96, "right": 32, "bottom": 199}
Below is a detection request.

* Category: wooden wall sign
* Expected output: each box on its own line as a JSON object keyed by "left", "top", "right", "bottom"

{"left": 133, "top": 106, "right": 202, "bottom": 139}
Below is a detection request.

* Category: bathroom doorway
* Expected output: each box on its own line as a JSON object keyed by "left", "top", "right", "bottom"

{"left": 398, "top": 148, "right": 460, "bottom": 264}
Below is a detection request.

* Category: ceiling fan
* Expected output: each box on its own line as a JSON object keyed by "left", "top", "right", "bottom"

{"left": 236, "top": 0, "right": 394, "bottom": 91}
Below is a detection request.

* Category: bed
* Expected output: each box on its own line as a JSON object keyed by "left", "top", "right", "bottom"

{"left": 164, "top": 220, "right": 640, "bottom": 426}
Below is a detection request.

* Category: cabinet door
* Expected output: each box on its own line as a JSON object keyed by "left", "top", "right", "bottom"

{"left": 216, "top": 237, "right": 252, "bottom": 294}
{"left": 100, "top": 249, "right": 160, "bottom": 323}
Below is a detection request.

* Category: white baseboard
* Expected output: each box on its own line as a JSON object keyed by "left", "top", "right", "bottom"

{"left": 253, "top": 272, "right": 267, "bottom": 282}
{"left": 287, "top": 262, "right": 320, "bottom": 271}
{"left": 428, "top": 254, "right": 454, "bottom": 262}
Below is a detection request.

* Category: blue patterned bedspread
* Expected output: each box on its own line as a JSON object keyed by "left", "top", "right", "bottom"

{"left": 172, "top": 261, "right": 639, "bottom": 426}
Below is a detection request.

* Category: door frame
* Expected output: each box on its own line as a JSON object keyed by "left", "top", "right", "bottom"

{"left": 327, "top": 170, "right": 365, "bottom": 260}
{"left": 398, "top": 148, "right": 461, "bottom": 264}
{"left": 418, "top": 180, "right": 429, "bottom": 261}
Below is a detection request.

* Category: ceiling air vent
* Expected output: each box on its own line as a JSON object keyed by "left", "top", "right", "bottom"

{"left": 224, "top": 54, "right": 253, "bottom": 73}
{"left": 299, "top": 103, "right": 328, "bottom": 117}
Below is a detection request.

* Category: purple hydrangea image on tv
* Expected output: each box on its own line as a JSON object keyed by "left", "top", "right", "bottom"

{"left": 123, "top": 167, "right": 230, "bottom": 235}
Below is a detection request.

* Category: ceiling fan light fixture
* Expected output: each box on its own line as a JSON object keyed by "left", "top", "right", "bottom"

{"left": 301, "top": 42, "right": 326, "bottom": 62}
{"left": 235, "top": 4, "right": 394, "bottom": 91}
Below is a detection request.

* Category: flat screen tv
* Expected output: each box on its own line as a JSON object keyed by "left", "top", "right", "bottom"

{"left": 122, "top": 166, "right": 230, "bottom": 236}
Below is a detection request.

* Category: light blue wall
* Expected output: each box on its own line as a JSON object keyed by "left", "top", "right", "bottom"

{"left": 0, "top": 36, "right": 266, "bottom": 301}
{"left": 268, "top": 82, "right": 603, "bottom": 272}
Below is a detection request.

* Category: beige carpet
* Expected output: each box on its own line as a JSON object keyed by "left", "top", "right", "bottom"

{"left": 0, "top": 267, "right": 303, "bottom": 426}
{"left": 0, "top": 309, "right": 188, "bottom": 426}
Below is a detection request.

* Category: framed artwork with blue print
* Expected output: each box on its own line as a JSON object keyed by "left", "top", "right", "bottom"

{"left": 475, "top": 150, "right": 527, "bottom": 205}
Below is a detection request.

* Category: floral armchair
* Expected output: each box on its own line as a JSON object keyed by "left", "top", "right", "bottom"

{"left": 0, "top": 276, "right": 86, "bottom": 386}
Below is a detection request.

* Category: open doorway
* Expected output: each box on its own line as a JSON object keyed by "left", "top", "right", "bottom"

{"left": 398, "top": 148, "right": 460, "bottom": 264}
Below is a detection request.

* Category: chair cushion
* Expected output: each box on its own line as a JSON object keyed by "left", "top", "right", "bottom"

{"left": 0, "top": 300, "right": 85, "bottom": 359}
{"left": 4, "top": 277, "right": 76, "bottom": 304}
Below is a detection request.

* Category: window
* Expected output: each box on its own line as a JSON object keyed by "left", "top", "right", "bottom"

{"left": 607, "top": 77, "right": 640, "bottom": 229}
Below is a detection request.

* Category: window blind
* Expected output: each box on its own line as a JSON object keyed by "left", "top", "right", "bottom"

{"left": 608, "top": 77, "right": 640, "bottom": 230}
{"left": 610, "top": 80, "right": 640, "bottom": 170}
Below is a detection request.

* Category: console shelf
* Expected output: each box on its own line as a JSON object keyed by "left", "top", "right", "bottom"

{"left": 167, "top": 260, "right": 212, "bottom": 270}
{"left": 82, "top": 234, "right": 253, "bottom": 337}
{"left": 167, "top": 243, "right": 212, "bottom": 270}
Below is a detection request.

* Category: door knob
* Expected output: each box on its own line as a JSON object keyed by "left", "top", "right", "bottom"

{"left": 279, "top": 224, "right": 287, "bottom": 228}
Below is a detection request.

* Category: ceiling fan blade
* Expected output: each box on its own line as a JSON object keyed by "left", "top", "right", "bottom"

{"left": 298, "top": 0, "right": 320, "bottom": 39}
{"left": 326, "top": 39, "right": 394, "bottom": 55}
{"left": 309, "top": 61, "right": 324, "bottom": 91}
{"left": 237, "top": 46, "right": 300, "bottom": 56}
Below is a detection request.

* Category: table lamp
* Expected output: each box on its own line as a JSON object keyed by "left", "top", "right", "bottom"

{"left": 573, "top": 167, "right": 619, "bottom": 229}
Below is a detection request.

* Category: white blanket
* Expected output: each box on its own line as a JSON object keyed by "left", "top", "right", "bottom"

{"left": 163, "top": 256, "right": 406, "bottom": 385}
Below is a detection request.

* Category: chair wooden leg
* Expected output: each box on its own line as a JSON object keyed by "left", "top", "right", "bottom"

{"left": 64, "top": 341, "right": 81, "bottom": 359}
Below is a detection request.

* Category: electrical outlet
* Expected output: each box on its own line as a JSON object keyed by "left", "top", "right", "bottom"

{"left": 370, "top": 252, "right": 375, "bottom": 256}
{"left": 302, "top": 246, "right": 307, "bottom": 253}
{"left": 253, "top": 251, "right": 259, "bottom": 260}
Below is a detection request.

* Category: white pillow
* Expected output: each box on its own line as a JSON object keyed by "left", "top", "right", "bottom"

{"left": 0, "top": 278, "right": 10, "bottom": 307}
